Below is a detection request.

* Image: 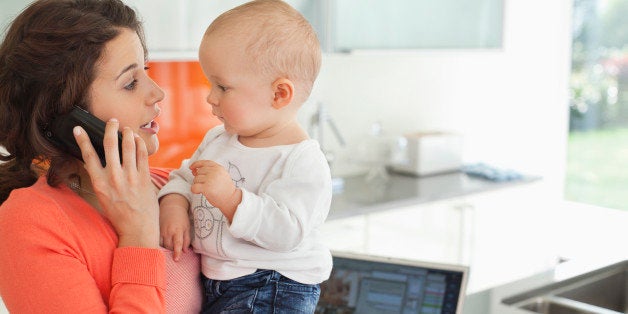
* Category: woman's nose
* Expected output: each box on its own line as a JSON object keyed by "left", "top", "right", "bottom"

{"left": 149, "top": 78, "right": 165, "bottom": 105}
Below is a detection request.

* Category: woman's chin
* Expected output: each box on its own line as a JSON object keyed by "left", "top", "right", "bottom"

{"left": 143, "top": 135, "right": 159, "bottom": 156}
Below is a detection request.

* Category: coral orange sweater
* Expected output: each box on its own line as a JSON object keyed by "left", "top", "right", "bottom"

{"left": 0, "top": 176, "right": 166, "bottom": 313}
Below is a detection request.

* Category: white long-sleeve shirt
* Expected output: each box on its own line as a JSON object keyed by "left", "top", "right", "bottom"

{"left": 159, "top": 125, "right": 332, "bottom": 284}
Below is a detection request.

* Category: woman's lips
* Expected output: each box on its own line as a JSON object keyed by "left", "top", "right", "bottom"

{"left": 140, "top": 120, "right": 159, "bottom": 134}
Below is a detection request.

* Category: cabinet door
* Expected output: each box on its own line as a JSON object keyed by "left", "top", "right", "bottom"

{"left": 320, "top": 215, "right": 369, "bottom": 253}
{"left": 361, "top": 200, "right": 469, "bottom": 264}
{"left": 456, "top": 181, "right": 559, "bottom": 292}
{"left": 122, "top": 0, "right": 504, "bottom": 55}
{"left": 330, "top": 0, "right": 503, "bottom": 51}
{"left": 123, "top": 0, "right": 323, "bottom": 56}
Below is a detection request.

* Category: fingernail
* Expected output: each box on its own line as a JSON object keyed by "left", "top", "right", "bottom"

{"left": 109, "top": 118, "right": 118, "bottom": 123}
{"left": 73, "top": 126, "right": 82, "bottom": 135}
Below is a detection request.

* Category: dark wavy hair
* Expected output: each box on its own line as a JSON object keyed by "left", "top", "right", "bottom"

{"left": 0, "top": 0, "right": 146, "bottom": 203}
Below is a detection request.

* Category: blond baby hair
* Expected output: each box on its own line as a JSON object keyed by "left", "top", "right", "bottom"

{"left": 204, "top": 0, "right": 321, "bottom": 104}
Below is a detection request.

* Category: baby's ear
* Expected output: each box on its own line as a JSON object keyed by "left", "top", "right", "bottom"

{"left": 271, "top": 78, "right": 294, "bottom": 109}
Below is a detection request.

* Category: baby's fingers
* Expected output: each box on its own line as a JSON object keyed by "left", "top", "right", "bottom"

{"left": 172, "top": 233, "right": 185, "bottom": 261}
{"left": 161, "top": 234, "right": 174, "bottom": 251}
{"left": 189, "top": 160, "right": 219, "bottom": 175}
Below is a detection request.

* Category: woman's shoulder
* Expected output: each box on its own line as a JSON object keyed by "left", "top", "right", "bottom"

{"left": 0, "top": 177, "right": 62, "bottom": 215}
{"left": 0, "top": 177, "right": 118, "bottom": 260}
{"left": 0, "top": 177, "right": 106, "bottom": 230}
{"left": 0, "top": 178, "right": 79, "bottom": 243}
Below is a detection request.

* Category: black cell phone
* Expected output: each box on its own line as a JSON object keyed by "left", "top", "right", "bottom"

{"left": 44, "top": 106, "right": 123, "bottom": 166}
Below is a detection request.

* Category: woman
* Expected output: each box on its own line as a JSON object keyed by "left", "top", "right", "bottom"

{"left": 0, "top": 0, "right": 200, "bottom": 312}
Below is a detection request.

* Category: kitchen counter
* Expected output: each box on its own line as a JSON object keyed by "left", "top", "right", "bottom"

{"left": 323, "top": 169, "right": 556, "bottom": 295}
{"left": 462, "top": 256, "right": 627, "bottom": 314}
{"left": 329, "top": 170, "right": 540, "bottom": 220}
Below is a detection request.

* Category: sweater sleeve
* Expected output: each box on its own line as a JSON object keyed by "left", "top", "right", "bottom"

{"left": 0, "top": 187, "right": 166, "bottom": 313}
{"left": 228, "top": 142, "right": 333, "bottom": 252}
{"left": 109, "top": 247, "right": 166, "bottom": 313}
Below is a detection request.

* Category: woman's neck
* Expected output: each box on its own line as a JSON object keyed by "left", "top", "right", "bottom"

{"left": 65, "top": 166, "right": 101, "bottom": 211}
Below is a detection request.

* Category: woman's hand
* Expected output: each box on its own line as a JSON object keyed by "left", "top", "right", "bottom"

{"left": 73, "top": 118, "right": 160, "bottom": 248}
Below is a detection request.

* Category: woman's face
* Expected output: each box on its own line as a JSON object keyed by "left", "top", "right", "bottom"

{"left": 89, "top": 28, "right": 164, "bottom": 155}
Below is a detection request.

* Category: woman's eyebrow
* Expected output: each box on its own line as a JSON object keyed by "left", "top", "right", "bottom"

{"left": 116, "top": 63, "right": 138, "bottom": 79}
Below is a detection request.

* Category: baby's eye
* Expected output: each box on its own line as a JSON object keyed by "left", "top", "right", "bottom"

{"left": 125, "top": 79, "right": 138, "bottom": 90}
{"left": 217, "top": 85, "right": 227, "bottom": 92}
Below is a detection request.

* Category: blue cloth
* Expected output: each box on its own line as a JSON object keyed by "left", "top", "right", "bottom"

{"left": 462, "top": 163, "right": 523, "bottom": 182}
{"left": 201, "top": 270, "right": 320, "bottom": 313}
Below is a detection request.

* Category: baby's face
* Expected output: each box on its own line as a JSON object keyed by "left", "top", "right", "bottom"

{"left": 198, "top": 33, "right": 282, "bottom": 139}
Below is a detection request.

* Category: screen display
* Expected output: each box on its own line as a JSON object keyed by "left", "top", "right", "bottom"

{"left": 316, "top": 256, "right": 465, "bottom": 314}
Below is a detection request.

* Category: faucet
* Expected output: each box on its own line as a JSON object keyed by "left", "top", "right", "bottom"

{"left": 308, "top": 102, "right": 346, "bottom": 193}
{"left": 308, "top": 101, "right": 345, "bottom": 164}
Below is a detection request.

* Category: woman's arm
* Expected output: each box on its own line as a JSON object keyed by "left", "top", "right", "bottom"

{"left": 0, "top": 190, "right": 165, "bottom": 313}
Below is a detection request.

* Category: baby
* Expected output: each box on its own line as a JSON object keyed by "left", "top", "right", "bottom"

{"left": 158, "top": 0, "right": 332, "bottom": 312}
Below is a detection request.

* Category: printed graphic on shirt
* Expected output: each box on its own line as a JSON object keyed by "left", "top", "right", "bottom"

{"left": 228, "top": 162, "right": 245, "bottom": 188}
{"left": 192, "top": 161, "right": 245, "bottom": 257}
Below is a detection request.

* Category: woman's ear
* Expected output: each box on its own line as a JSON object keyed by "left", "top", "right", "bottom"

{"left": 271, "top": 78, "right": 294, "bottom": 109}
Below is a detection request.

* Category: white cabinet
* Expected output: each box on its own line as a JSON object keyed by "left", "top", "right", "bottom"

{"left": 122, "top": 0, "right": 505, "bottom": 58}
{"left": 123, "top": 0, "right": 321, "bottom": 59}
{"left": 123, "top": 0, "right": 211, "bottom": 55}
{"left": 321, "top": 180, "right": 559, "bottom": 294}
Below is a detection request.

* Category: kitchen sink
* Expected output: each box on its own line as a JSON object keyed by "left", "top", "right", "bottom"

{"left": 502, "top": 260, "right": 628, "bottom": 314}
{"left": 519, "top": 296, "right": 615, "bottom": 314}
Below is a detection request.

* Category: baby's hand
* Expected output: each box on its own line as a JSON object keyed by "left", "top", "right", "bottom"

{"left": 159, "top": 194, "right": 191, "bottom": 261}
{"left": 189, "top": 160, "right": 241, "bottom": 221}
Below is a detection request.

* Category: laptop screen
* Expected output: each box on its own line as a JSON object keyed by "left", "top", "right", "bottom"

{"left": 316, "top": 252, "right": 468, "bottom": 314}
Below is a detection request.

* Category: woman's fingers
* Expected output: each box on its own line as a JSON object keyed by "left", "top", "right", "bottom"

{"left": 134, "top": 132, "right": 150, "bottom": 177}
{"left": 103, "top": 118, "right": 122, "bottom": 169}
{"left": 73, "top": 126, "right": 104, "bottom": 176}
{"left": 121, "top": 127, "right": 137, "bottom": 172}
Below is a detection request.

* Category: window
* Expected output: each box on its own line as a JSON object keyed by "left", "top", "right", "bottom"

{"left": 566, "top": 0, "right": 628, "bottom": 210}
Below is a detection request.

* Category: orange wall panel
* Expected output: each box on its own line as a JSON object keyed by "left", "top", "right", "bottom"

{"left": 147, "top": 61, "right": 221, "bottom": 168}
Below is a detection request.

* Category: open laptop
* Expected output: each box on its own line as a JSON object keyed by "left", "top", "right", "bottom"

{"left": 316, "top": 251, "right": 469, "bottom": 314}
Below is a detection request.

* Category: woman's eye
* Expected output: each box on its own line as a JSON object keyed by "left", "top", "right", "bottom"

{"left": 125, "top": 79, "right": 138, "bottom": 90}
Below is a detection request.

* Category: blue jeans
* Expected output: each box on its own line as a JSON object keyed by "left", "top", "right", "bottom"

{"left": 201, "top": 270, "right": 320, "bottom": 314}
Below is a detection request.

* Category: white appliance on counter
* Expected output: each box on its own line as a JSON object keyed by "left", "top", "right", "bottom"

{"left": 389, "top": 132, "right": 464, "bottom": 176}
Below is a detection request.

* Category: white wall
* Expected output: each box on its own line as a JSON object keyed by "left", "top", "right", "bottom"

{"left": 307, "top": 0, "right": 572, "bottom": 199}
